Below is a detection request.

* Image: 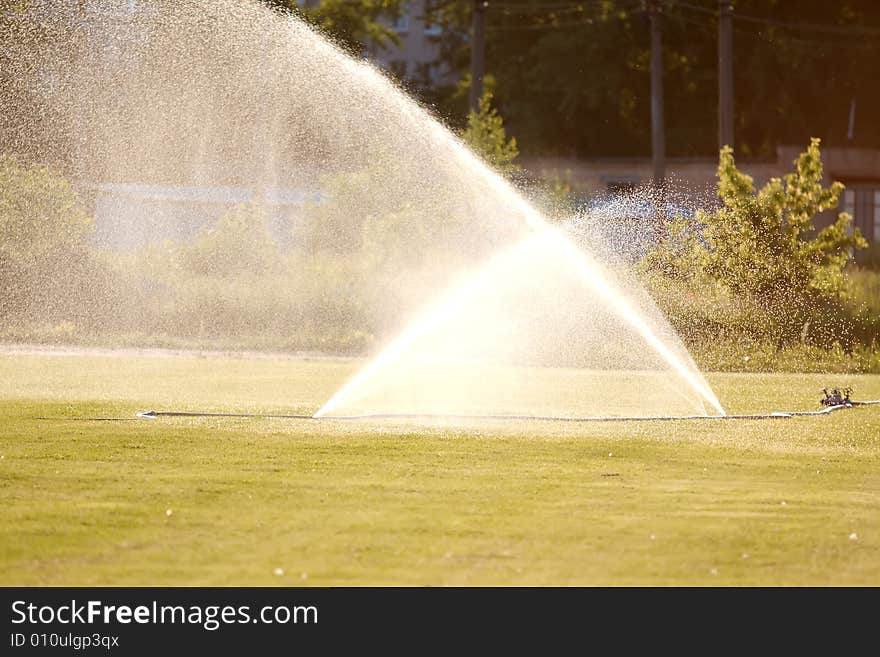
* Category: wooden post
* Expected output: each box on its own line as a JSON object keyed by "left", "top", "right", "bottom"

{"left": 649, "top": 0, "right": 665, "bottom": 188}
{"left": 470, "top": 1, "right": 486, "bottom": 111}
{"left": 718, "top": 0, "right": 734, "bottom": 149}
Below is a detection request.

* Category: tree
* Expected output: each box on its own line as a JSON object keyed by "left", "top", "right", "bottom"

{"left": 0, "top": 155, "right": 94, "bottom": 319}
{"left": 176, "top": 204, "right": 280, "bottom": 278}
{"left": 460, "top": 91, "right": 520, "bottom": 175}
{"left": 643, "top": 139, "right": 867, "bottom": 344}
{"left": 425, "top": 1, "right": 880, "bottom": 158}
{"left": 708, "top": 139, "right": 862, "bottom": 299}
{"left": 261, "top": 0, "right": 404, "bottom": 53}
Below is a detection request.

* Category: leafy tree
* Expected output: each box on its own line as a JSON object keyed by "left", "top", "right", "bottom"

{"left": 643, "top": 139, "right": 867, "bottom": 345}
{"left": 0, "top": 155, "right": 94, "bottom": 319}
{"left": 460, "top": 91, "right": 520, "bottom": 175}
{"left": 425, "top": 1, "right": 880, "bottom": 158}
{"left": 658, "top": 139, "right": 865, "bottom": 299}
{"left": 261, "top": 0, "right": 404, "bottom": 52}
{"left": 0, "top": 156, "right": 90, "bottom": 265}
{"left": 176, "top": 204, "right": 281, "bottom": 278}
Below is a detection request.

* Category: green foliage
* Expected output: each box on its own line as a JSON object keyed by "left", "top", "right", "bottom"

{"left": 643, "top": 139, "right": 873, "bottom": 351}
{"left": 175, "top": 204, "right": 281, "bottom": 278}
{"left": 460, "top": 91, "right": 520, "bottom": 176}
{"left": 438, "top": 73, "right": 498, "bottom": 129}
{"left": 0, "top": 155, "right": 94, "bottom": 318}
{"left": 297, "top": 170, "right": 383, "bottom": 255}
{"left": 263, "top": 0, "right": 404, "bottom": 52}
{"left": 858, "top": 243, "right": 880, "bottom": 269}
{"left": 647, "top": 139, "right": 865, "bottom": 299}
{"left": 848, "top": 267, "right": 880, "bottom": 318}
{"left": 425, "top": 2, "right": 880, "bottom": 157}
{"left": 0, "top": 155, "right": 91, "bottom": 268}
{"left": 295, "top": 164, "right": 479, "bottom": 337}
{"left": 102, "top": 203, "right": 370, "bottom": 350}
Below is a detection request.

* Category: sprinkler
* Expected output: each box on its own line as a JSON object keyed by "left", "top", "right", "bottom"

{"left": 821, "top": 387, "right": 852, "bottom": 407}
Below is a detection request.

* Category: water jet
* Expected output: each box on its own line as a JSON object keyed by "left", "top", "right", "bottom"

{"left": 3, "top": 0, "right": 725, "bottom": 424}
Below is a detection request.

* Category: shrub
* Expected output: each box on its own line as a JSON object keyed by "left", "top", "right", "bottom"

{"left": 175, "top": 204, "right": 281, "bottom": 278}
{"left": 0, "top": 155, "right": 95, "bottom": 323}
{"left": 642, "top": 139, "right": 869, "bottom": 348}
{"left": 647, "top": 138, "right": 865, "bottom": 299}
{"left": 460, "top": 91, "right": 520, "bottom": 176}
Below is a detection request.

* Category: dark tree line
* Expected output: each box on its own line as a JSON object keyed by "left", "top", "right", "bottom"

{"left": 262, "top": 0, "right": 880, "bottom": 159}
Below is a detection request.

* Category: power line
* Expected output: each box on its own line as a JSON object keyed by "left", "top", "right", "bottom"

{"left": 425, "top": 0, "right": 625, "bottom": 13}
{"left": 674, "top": 11, "right": 878, "bottom": 51}
{"left": 482, "top": 1, "right": 880, "bottom": 40}
{"left": 733, "top": 11, "right": 880, "bottom": 38}
{"left": 468, "top": 1, "right": 880, "bottom": 46}
{"left": 484, "top": 0, "right": 641, "bottom": 30}
{"left": 486, "top": 18, "right": 596, "bottom": 30}
{"left": 421, "top": 0, "right": 880, "bottom": 37}
{"left": 484, "top": 0, "right": 643, "bottom": 12}
{"left": 490, "top": 6, "right": 595, "bottom": 15}
{"left": 675, "top": 0, "right": 880, "bottom": 37}
{"left": 488, "top": 1, "right": 618, "bottom": 10}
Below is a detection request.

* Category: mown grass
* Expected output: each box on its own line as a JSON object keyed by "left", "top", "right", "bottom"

{"left": 1, "top": 351, "right": 878, "bottom": 585}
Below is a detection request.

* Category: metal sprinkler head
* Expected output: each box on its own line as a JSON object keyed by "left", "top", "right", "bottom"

{"left": 820, "top": 387, "right": 852, "bottom": 407}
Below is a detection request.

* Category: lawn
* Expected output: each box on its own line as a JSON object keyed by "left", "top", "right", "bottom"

{"left": 1, "top": 348, "right": 878, "bottom": 585}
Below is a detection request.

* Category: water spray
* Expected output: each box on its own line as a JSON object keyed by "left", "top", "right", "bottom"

{"left": 6, "top": 3, "right": 871, "bottom": 428}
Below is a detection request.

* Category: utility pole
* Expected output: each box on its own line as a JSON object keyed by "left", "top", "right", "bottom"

{"left": 470, "top": 0, "right": 487, "bottom": 112}
{"left": 648, "top": 0, "right": 665, "bottom": 188}
{"left": 847, "top": 96, "right": 857, "bottom": 140}
{"left": 718, "top": 0, "right": 734, "bottom": 149}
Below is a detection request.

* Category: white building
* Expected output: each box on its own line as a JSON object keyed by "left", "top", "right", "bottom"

{"left": 297, "top": 0, "right": 450, "bottom": 84}
{"left": 370, "top": 1, "right": 449, "bottom": 85}
{"left": 88, "top": 184, "right": 320, "bottom": 250}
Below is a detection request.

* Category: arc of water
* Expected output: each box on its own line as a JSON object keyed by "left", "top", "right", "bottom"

{"left": 8, "top": 2, "right": 724, "bottom": 420}
{"left": 543, "top": 227, "right": 725, "bottom": 416}
{"left": 315, "top": 124, "right": 726, "bottom": 417}
{"left": 315, "top": 225, "right": 725, "bottom": 418}
{"left": 314, "top": 235, "right": 542, "bottom": 418}
{"left": 441, "top": 140, "right": 727, "bottom": 418}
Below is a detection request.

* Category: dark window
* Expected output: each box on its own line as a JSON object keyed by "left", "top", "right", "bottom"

{"left": 842, "top": 186, "right": 880, "bottom": 242}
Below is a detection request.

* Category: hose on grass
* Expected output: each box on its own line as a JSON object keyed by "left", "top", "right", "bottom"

{"left": 132, "top": 400, "right": 880, "bottom": 423}
{"left": 136, "top": 411, "right": 313, "bottom": 419}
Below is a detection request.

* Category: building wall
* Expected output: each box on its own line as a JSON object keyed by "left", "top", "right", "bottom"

{"left": 87, "top": 184, "right": 320, "bottom": 250}
{"left": 815, "top": 147, "right": 880, "bottom": 244}
{"left": 295, "top": 0, "right": 448, "bottom": 84}
{"left": 369, "top": 0, "right": 448, "bottom": 84}
{"left": 520, "top": 146, "right": 880, "bottom": 245}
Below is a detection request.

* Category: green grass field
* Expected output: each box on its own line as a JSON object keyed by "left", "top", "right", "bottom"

{"left": 1, "top": 349, "right": 878, "bottom": 585}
